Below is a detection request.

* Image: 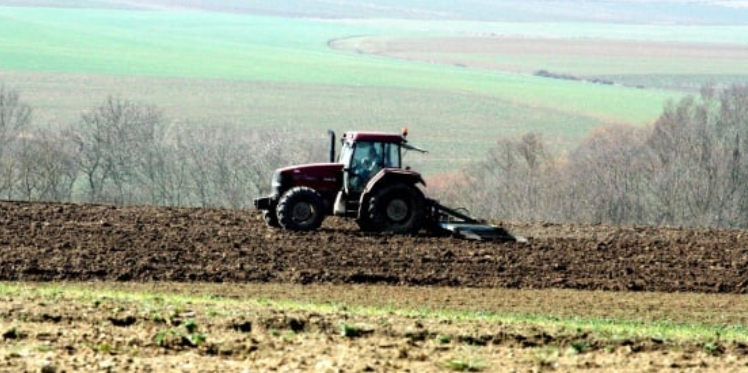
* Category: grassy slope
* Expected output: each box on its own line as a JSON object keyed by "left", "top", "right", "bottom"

{"left": 0, "top": 7, "right": 676, "bottom": 119}
{"left": 0, "top": 6, "right": 687, "bottom": 172}
{"left": 6, "top": 4, "right": 746, "bottom": 169}
{"left": 15, "top": 0, "right": 745, "bottom": 24}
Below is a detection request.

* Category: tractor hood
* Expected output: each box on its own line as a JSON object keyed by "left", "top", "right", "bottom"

{"left": 278, "top": 162, "right": 343, "bottom": 178}
{"left": 275, "top": 163, "right": 344, "bottom": 196}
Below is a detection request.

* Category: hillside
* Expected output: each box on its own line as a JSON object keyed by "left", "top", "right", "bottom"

{"left": 3, "top": 0, "right": 748, "bottom": 24}
{"left": 0, "top": 1, "right": 745, "bottom": 174}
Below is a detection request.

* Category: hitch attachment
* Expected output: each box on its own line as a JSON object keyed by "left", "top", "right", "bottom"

{"left": 427, "top": 201, "right": 526, "bottom": 242}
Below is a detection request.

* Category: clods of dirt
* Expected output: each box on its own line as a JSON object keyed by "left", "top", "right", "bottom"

{"left": 1, "top": 200, "right": 747, "bottom": 293}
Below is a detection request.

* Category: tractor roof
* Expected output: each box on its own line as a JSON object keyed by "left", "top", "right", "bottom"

{"left": 343, "top": 131, "right": 406, "bottom": 144}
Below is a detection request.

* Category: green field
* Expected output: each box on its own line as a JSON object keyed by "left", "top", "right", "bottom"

{"left": 0, "top": 4, "right": 746, "bottom": 172}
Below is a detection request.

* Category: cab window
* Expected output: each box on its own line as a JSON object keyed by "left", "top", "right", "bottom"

{"left": 383, "top": 143, "right": 400, "bottom": 168}
{"left": 340, "top": 141, "right": 354, "bottom": 166}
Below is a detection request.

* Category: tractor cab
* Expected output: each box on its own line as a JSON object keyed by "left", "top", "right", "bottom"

{"left": 339, "top": 131, "right": 405, "bottom": 194}
{"left": 333, "top": 130, "right": 428, "bottom": 217}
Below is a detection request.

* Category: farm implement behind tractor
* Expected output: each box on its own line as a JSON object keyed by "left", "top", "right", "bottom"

{"left": 254, "top": 128, "right": 524, "bottom": 242}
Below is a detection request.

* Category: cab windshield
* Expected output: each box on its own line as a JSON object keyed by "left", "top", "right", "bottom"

{"left": 340, "top": 141, "right": 401, "bottom": 169}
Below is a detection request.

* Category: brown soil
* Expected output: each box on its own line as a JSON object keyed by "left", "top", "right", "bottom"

{"left": 3, "top": 200, "right": 748, "bottom": 372}
{"left": 1, "top": 200, "right": 747, "bottom": 293}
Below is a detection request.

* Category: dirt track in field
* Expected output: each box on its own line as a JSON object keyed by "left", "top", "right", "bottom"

{"left": 1, "top": 200, "right": 747, "bottom": 293}
{"left": 329, "top": 35, "right": 748, "bottom": 75}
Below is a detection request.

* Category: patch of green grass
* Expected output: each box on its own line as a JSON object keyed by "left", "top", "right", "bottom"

{"left": 532, "top": 347, "right": 560, "bottom": 370}
{"left": 340, "top": 323, "right": 373, "bottom": 338}
{"left": 568, "top": 341, "right": 591, "bottom": 355}
{"left": 184, "top": 319, "right": 198, "bottom": 334}
{"left": 444, "top": 349, "right": 488, "bottom": 372}
{"left": 90, "top": 341, "right": 116, "bottom": 354}
{"left": 1, "top": 282, "right": 747, "bottom": 347}
{"left": 153, "top": 322, "right": 207, "bottom": 349}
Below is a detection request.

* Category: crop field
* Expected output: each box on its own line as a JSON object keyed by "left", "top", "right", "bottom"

{"left": 2, "top": 200, "right": 748, "bottom": 372}
{"left": 7, "top": 4, "right": 747, "bottom": 171}
{"left": 332, "top": 36, "right": 748, "bottom": 91}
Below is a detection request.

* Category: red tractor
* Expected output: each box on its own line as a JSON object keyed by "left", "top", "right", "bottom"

{"left": 254, "top": 129, "right": 520, "bottom": 241}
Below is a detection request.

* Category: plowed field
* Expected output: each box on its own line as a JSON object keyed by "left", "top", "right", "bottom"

{"left": 2, "top": 200, "right": 747, "bottom": 293}
{"left": 2, "top": 200, "right": 748, "bottom": 372}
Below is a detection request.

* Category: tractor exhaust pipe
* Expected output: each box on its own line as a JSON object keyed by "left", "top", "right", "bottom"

{"left": 328, "top": 130, "right": 336, "bottom": 163}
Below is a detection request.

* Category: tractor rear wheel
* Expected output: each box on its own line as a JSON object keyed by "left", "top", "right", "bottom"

{"left": 355, "top": 215, "right": 377, "bottom": 232}
{"left": 368, "top": 183, "right": 425, "bottom": 234}
{"left": 355, "top": 197, "right": 377, "bottom": 232}
{"left": 277, "top": 186, "right": 325, "bottom": 231}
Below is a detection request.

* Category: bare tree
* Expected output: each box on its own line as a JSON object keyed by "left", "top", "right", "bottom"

{"left": 440, "top": 84, "right": 748, "bottom": 228}
{"left": 640, "top": 84, "right": 748, "bottom": 227}
{"left": 178, "top": 125, "right": 326, "bottom": 208}
{"left": 566, "top": 124, "right": 649, "bottom": 224}
{"left": 0, "top": 85, "right": 32, "bottom": 198}
{"left": 13, "top": 127, "right": 78, "bottom": 202}
{"left": 136, "top": 121, "right": 191, "bottom": 206}
{"left": 717, "top": 85, "right": 748, "bottom": 226}
{"left": 0, "top": 85, "right": 31, "bottom": 157}
{"left": 448, "top": 132, "right": 555, "bottom": 221}
{"left": 68, "top": 96, "right": 163, "bottom": 204}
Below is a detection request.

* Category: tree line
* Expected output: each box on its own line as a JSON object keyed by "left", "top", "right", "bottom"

{"left": 3, "top": 83, "right": 748, "bottom": 229}
{"left": 0, "top": 86, "right": 324, "bottom": 208}
{"left": 441, "top": 84, "right": 748, "bottom": 228}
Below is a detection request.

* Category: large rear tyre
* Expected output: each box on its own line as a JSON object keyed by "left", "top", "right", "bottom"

{"left": 355, "top": 197, "right": 377, "bottom": 232}
{"left": 355, "top": 215, "right": 377, "bottom": 232}
{"left": 277, "top": 186, "right": 325, "bottom": 231}
{"left": 368, "top": 183, "right": 425, "bottom": 234}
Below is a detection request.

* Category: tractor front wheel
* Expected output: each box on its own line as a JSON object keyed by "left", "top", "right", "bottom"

{"left": 277, "top": 186, "right": 325, "bottom": 231}
{"left": 262, "top": 210, "right": 280, "bottom": 228}
{"left": 368, "top": 183, "right": 425, "bottom": 234}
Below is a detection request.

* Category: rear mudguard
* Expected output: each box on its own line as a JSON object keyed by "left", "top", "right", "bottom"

{"left": 358, "top": 168, "right": 426, "bottom": 219}
{"left": 362, "top": 169, "right": 426, "bottom": 195}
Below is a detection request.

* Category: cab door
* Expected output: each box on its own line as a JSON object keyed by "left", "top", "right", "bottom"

{"left": 344, "top": 141, "right": 401, "bottom": 194}
{"left": 344, "top": 141, "right": 378, "bottom": 194}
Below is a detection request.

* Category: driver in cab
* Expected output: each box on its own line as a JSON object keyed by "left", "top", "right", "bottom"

{"left": 352, "top": 142, "right": 383, "bottom": 190}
